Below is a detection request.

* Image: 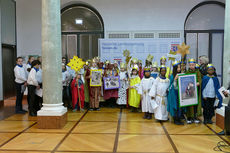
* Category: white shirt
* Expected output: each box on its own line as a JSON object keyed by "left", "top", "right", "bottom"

{"left": 27, "top": 68, "right": 39, "bottom": 86}
{"left": 14, "top": 65, "right": 27, "bottom": 84}
{"left": 202, "top": 78, "right": 216, "bottom": 98}
{"left": 36, "top": 69, "right": 42, "bottom": 84}
{"left": 62, "top": 70, "right": 70, "bottom": 86}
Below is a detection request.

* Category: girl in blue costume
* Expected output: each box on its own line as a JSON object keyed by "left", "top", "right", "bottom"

{"left": 202, "top": 64, "right": 222, "bottom": 124}
{"left": 167, "top": 61, "right": 184, "bottom": 125}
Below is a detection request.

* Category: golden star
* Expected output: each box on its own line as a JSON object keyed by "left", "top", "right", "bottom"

{"left": 123, "top": 49, "right": 130, "bottom": 57}
{"left": 67, "top": 56, "right": 85, "bottom": 72}
{"left": 177, "top": 42, "right": 190, "bottom": 58}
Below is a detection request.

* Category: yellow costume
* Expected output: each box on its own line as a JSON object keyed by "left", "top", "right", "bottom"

{"left": 128, "top": 76, "right": 141, "bottom": 108}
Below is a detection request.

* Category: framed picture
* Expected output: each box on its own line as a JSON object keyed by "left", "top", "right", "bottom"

{"left": 103, "top": 76, "right": 120, "bottom": 90}
{"left": 178, "top": 73, "right": 198, "bottom": 107}
{"left": 90, "top": 69, "right": 102, "bottom": 86}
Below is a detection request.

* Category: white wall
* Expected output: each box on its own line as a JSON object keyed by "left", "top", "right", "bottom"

{"left": 15, "top": 0, "right": 225, "bottom": 56}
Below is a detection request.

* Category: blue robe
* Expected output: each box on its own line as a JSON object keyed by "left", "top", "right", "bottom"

{"left": 167, "top": 75, "right": 178, "bottom": 117}
{"left": 201, "top": 75, "right": 222, "bottom": 108}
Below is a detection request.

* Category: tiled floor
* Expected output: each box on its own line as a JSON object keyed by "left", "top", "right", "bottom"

{"left": 0, "top": 107, "right": 229, "bottom": 153}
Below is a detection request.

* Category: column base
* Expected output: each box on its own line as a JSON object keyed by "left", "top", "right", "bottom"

{"left": 37, "top": 103, "right": 67, "bottom": 129}
{"left": 216, "top": 104, "right": 226, "bottom": 130}
{"left": 0, "top": 100, "right": 3, "bottom": 108}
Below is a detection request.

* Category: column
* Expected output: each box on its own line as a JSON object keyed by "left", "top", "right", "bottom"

{"left": 37, "top": 0, "right": 67, "bottom": 129}
{"left": 223, "top": 0, "right": 230, "bottom": 91}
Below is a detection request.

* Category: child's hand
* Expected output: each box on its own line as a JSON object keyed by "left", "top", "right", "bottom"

{"left": 175, "top": 75, "right": 179, "bottom": 80}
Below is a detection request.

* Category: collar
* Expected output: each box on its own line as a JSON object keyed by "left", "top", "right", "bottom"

{"left": 28, "top": 62, "right": 31, "bottom": 66}
{"left": 16, "top": 64, "right": 23, "bottom": 68}
{"left": 160, "top": 75, "right": 166, "bottom": 80}
{"left": 207, "top": 74, "right": 214, "bottom": 78}
{"left": 33, "top": 67, "right": 39, "bottom": 72}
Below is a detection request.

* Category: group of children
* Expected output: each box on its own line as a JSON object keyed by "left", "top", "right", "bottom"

{"left": 14, "top": 56, "right": 42, "bottom": 116}
{"left": 14, "top": 54, "right": 223, "bottom": 125}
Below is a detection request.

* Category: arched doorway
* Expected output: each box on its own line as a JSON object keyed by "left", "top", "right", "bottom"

{"left": 184, "top": 1, "right": 225, "bottom": 84}
{"left": 61, "top": 3, "right": 104, "bottom": 61}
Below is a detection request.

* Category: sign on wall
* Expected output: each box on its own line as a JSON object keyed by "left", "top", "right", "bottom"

{"left": 99, "top": 38, "right": 182, "bottom": 66}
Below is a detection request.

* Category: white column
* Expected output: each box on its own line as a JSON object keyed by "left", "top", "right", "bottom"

{"left": 223, "top": 0, "right": 230, "bottom": 89}
{"left": 38, "top": 0, "right": 67, "bottom": 116}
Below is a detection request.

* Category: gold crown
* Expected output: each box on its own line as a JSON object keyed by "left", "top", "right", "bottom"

{"left": 160, "top": 65, "right": 167, "bottom": 69}
{"left": 188, "top": 58, "right": 196, "bottom": 63}
{"left": 132, "top": 58, "right": 138, "bottom": 64}
{"left": 144, "top": 67, "right": 151, "bottom": 72}
{"left": 92, "top": 58, "right": 97, "bottom": 63}
{"left": 196, "top": 64, "right": 200, "bottom": 68}
{"left": 120, "top": 63, "right": 126, "bottom": 69}
{"left": 151, "top": 61, "right": 158, "bottom": 68}
{"left": 160, "top": 56, "right": 167, "bottom": 60}
{"left": 207, "top": 64, "right": 215, "bottom": 68}
{"left": 146, "top": 54, "right": 154, "bottom": 62}
{"left": 172, "top": 60, "right": 180, "bottom": 67}
{"left": 132, "top": 64, "right": 139, "bottom": 71}
{"left": 105, "top": 60, "right": 110, "bottom": 64}
{"left": 85, "top": 60, "right": 91, "bottom": 66}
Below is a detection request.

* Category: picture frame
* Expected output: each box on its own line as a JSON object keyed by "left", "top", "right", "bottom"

{"left": 90, "top": 69, "right": 102, "bottom": 86}
{"left": 178, "top": 73, "right": 198, "bottom": 107}
{"left": 103, "top": 76, "right": 120, "bottom": 90}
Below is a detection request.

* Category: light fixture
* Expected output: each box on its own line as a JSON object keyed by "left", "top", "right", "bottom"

{"left": 75, "top": 18, "right": 83, "bottom": 25}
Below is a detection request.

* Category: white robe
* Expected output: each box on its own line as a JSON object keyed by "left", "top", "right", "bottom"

{"left": 149, "top": 77, "right": 170, "bottom": 120}
{"left": 117, "top": 71, "right": 128, "bottom": 105}
{"left": 138, "top": 77, "right": 155, "bottom": 113}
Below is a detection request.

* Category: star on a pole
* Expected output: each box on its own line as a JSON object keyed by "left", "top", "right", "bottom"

{"left": 177, "top": 42, "right": 190, "bottom": 58}
{"left": 67, "top": 56, "right": 85, "bottom": 72}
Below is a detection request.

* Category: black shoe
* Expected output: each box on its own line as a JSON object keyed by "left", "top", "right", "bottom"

{"left": 16, "top": 110, "right": 26, "bottom": 114}
{"left": 89, "top": 108, "right": 94, "bottom": 111}
{"left": 21, "top": 109, "right": 28, "bottom": 113}
{"left": 203, "top": 119, "right": 208, "bottom": 124}
{"left": 143, "top": 113, "right": 148, "bottom": 119}
{"left": 218, "top": 130, "right": 225, "bottom": 135}
{"left": 95, "top": 108, "right": 100, "bottom": 111}
{"left": 207, "top": 120, "right": 213, "bottom": 124}
{"left": 147, "top": 113, "right": 152, "bottom": 120}
{"left": 29, "top": 112, "right": 37, "bottom": 116}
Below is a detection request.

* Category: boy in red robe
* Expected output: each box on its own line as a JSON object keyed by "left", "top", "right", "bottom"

{"left": 71, "top": 72, "right": 85, "bottom": 112}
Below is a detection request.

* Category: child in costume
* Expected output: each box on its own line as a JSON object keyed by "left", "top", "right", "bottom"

{"left": 86, "top": 58, "right": 101, "bottom": 111}
{"left": 185, "top": 58, "right": 202, "bottom": 124}
{"left": 138, "top": 67, "right": 155, "bottom": 119}
{"left": 160, "top": 56, "right": 171, "bottom": 78}
{"left": 167, "top": 61, "right": 184, "bottom": 125}
{"left": 138, "top": 60, "right": 143, "bottom": 79}
{"left": 128, "top": 64, "right": 141, "bottom": 112}
{"left": 202, "top": 64, "right": 222, "bottom": 124}
{"left": 150, "top": 62, "right": 159, "bottom": 79}
{"left": 149, "top": 65, "right": 170, "bottom": 121}
{"left": 117, "top": 63, "right": 128, "bottom": 106}
{"left": 83, "top": 60, "right": 91, "bottom": 108}
{"left": 71, "top": 71, "right": 85, "bottom": 112}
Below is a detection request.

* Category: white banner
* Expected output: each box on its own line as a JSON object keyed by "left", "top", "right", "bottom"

{"left": 99, "top": 38, "right": 182, "bottom": 66}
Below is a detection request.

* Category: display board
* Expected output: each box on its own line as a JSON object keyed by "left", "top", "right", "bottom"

{"left": 99, "top": 38, "right": 182, "bottom": 66}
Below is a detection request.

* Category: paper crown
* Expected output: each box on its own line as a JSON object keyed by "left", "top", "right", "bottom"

{"left": 138, "top": 60, "right": 142, "bottom": 64}
{"left": 160, "top": 65, "right": 167, "bottom": 69}
{"left": 146, "top": 54, "right": 154, "bottom": 62}
{"left": 160, "top": 56, "right": 167, "bottom": 60}
{"left": 188, "top": 58, "right": 196, "bottom": 63}
{"left": 144, "top": 67, "right": 151, "bottom": 72}
{"left": 151, "top": 61, "right": 158, "bottom": 68}
{"left": 132, "top": 64, "right": 139, "bottom": 71}
{"left": 207, "top": 64, "right": 215, "bottom": 68}
{"left": 195, "top": 64, "right": 200, "bottom": 68}
{"left": 132, "top": 58, "right": 138, "bottom": 64}
{"left": 92, "top": 58, "right": 97, "bottom": 63}
{"left": 105, "top": 60, "right": 110, "bottom": 64}
{"left": 172, "top": 60, "right": 180, "bottom": 67}
{"left": 85, "top": 60, "right": 91, "bottom": 66}
{"left": 120, "top": 63, "right": 126, "bottom": 69}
